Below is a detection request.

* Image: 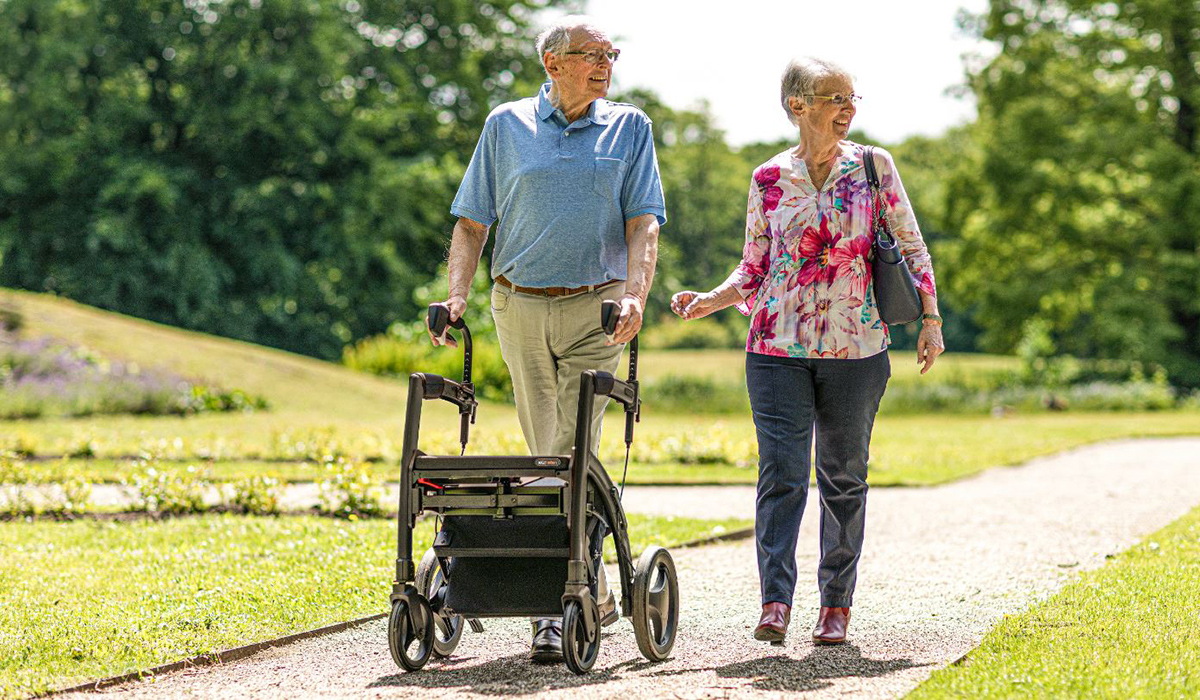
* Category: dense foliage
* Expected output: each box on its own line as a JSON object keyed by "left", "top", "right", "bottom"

{"left": 940, "top": 0, "right": 1200, "bottom": 386}
{"left": 2, "top": 0, "right": 1194, "bottom": 387}
{"left": 0, "top": 0, "right": 563, "bottom": 359}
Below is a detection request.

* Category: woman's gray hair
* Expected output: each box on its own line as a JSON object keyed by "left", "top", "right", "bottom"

{"left": 780, "top": 57, "right": 852, "bottom": 125}
{"left": 535, "top": 16, "right": 603, "bottom": 77}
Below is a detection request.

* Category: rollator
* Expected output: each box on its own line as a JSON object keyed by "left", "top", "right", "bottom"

{"left": 386, "top": 301, "right": 680, "bottom": 674}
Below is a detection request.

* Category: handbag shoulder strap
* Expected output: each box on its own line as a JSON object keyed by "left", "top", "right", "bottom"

{"left": 862, "top": 145, "right": 881, "bottom": 189}
{"left": 862, "top": 145, "right": 895, "bottom": 245}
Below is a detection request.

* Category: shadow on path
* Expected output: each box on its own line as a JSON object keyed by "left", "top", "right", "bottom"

{"left": 368, "top": 652, "right": 645, "bottom": 696}
{"left": 653, "top": 644, "right": 928, "bottom": 693}
{"left": 368, "top": 644, "right": 927, "bottom": 696}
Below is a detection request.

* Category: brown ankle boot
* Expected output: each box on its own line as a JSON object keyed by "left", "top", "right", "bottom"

{"left": 753, "top": 602, "right": 791, "bottom": 642}
{"left": 812, "top": 606, "right": 851, "bottom": 645}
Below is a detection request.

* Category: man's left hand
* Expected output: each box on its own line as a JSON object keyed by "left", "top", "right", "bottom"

{"left": 606, "top": 293, "right": 643, "bottom": 345}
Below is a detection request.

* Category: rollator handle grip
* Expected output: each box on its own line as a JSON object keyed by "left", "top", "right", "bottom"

{"left": 428, "top": 303, "right": 465, "bottom": 337}
{"left": 601, "top": 300, "right": 620, "bottom": 335}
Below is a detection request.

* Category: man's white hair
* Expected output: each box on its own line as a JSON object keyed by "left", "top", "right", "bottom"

{"left": 535, "top": 15, "right": 606, "bottom": 78}
{"left": 780, "top": 57, "right": 853, "bottom": 126}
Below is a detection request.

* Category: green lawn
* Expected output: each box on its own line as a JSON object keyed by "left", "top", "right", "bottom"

{"left": 9, "top": 409, "right": 1200, "bottom": 489}
{"left": 5, "top": 290, "right": 1199, "bottom": 490}
{"left": 908, "top": 504, "right": 1200, "bottom": 699}
{"left": 639, "top": 348, "right": 1019, "bottom": 389}
{"left": 0, "top": 512, "right": 749, "bottom": 698}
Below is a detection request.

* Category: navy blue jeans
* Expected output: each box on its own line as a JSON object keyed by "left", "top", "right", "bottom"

{"left": 746, "top": 350, "right": 890, "bottom": 608}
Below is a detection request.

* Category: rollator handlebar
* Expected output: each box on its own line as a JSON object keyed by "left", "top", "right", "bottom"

{"left": 427, "top": 303, "right": 473, "bottom": 386}
{"left": 598, "top": 300, "right": 640, "bottom": 448}
{"left": 426, "top": 304, "right": 476, "bottom": 450}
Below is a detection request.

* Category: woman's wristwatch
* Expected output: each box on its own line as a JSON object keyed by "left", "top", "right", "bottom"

{"left": 921, "top": 313, "right": 943, "bottom": 327}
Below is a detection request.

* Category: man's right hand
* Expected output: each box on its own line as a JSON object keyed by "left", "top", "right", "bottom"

{"left": 428, "top": 295, "right": 467, "bottom": 347}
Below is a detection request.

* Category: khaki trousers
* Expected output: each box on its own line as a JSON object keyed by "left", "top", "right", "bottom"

{"left": 492, "top": 281, "right": 625, "bottom": 619}
{"left": 490, "top": 281, "right": 626, "bottom": 457}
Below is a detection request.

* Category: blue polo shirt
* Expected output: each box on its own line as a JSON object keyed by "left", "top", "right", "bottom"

{"left": 450, "top": 83, "right": 667, "bottom": 288}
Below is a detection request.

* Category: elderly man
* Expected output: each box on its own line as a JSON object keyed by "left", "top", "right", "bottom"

{"left": 431, "top": 16, "right": 666, "bottom": 663}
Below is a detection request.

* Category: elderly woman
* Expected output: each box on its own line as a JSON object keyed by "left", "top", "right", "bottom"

{"left": 671, "top": 57, "right": 943, "bottom": 645}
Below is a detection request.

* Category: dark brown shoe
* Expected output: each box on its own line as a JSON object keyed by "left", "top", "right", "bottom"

{"left": 753, "top": 602, "right": 791, "bottom": 642}
{"left": 812, "top": 606, "right": 851, "bottom": 645}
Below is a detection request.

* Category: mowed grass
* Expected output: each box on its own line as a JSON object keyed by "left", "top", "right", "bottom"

{"left": 4, "top": 290, "right": 1198, "bottom": 489}
{"left": 908, "top": 504, "right": 1200, "bottom": 699}
{"left": 639, "top": 348, "right": 1019, "bottom": 389}
{"left": 10, "top": 411, "right": 1200, "bottom": 489}
{"left": 0, "top": 512, "right": 749, "bottom": 698}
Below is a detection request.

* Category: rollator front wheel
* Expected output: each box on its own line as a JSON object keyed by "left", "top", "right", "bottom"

{"left": 415, "top": 548, "right": 464, "bottom": 658}
{"left": 562, "top": 599, "right": 600, "bottom": 674}
{"left": 632, "top": 546, "right": 679, "bottom": 661}
{"left": 387, "top": 595, "right": 435, "bottom": 672}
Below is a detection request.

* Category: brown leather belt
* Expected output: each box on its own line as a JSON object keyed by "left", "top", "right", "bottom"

{"left": 494, "top": 274, "right": 620, "bottom": 298}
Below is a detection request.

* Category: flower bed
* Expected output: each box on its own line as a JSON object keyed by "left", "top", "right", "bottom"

{"left": 0, "top": 334, "right": 268, "bottom": 419}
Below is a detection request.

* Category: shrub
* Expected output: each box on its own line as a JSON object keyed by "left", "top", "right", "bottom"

{"left": 0, "top": 306, "right": 22, "bottom": 334}
{"left": 229, "top": 475, "right": 283, "bottom": 515}
{"left": 343, "top": 335, "right": 513, "bottom": 402}
{"left": 124, "top": 460, "right": 209, "bottom": 515}
{"left": 184, "top": 386, "right": 270, "bottom": 413}
{"left": 317, "top": 458, "right": 384, "bottom": 518}
{"left": 0, "top": 433, "right": 37, "bottom": 458}
{"left": 40, "top": 477, "right": 92, "bottom": 516}
{"left": 0, "top": 451, "right": 34, "bottom": 516}
{"left": 66, "top": 435, "right": 99, "bottom": 459}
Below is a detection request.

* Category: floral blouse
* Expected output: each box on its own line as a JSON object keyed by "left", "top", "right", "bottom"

{"left": 729, "top": 141, "right": 937, "bottom": 359}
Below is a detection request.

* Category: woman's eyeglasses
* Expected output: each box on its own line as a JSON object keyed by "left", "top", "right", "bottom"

{"left": 806, "top": 93, "right": 862, "bottom": 105}
{"left": 563, "top": 48, "right": 621, "bottom": 64}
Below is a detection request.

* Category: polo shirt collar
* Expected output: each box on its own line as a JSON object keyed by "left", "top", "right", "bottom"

{"left": 535, "top": 82, "right": 613, "bottom": 127}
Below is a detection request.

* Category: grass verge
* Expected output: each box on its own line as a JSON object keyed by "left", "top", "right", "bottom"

{"left": 0, "top": 512, "right": 748, "bottom": 697}
{"left": 907, "top": 505, "right": 1200, "bottom": 699}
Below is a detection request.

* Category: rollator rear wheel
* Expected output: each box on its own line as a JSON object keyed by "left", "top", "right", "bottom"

{"left": 632, "top": 546, "right": 679, "bottom": 661}
{"left": 387, "top": 595, "right": 435, "bottom": 672}
{"left": 562, "top": 599, "right": 600, "bottom": 674}
{"left": 415, "top": 548, "right": 464, "bottom": 657}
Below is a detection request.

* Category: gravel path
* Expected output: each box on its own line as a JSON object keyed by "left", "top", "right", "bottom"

{"left": 62, "top": 437, "right": 1200, "bottom": 699}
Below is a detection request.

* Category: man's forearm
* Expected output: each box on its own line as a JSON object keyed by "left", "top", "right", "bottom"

{"left": 447, "top": 217, "right": 490, "bottom": 300}
{"left": 624, "top": 213, "right": 659, "bottom": 303}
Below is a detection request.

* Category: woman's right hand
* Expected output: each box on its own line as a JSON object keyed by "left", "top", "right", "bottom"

{"left": 671, "top": 290, "right": 715, "bottom": 320}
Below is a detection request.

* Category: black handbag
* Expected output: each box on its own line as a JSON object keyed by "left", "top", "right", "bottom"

{"left": 863, "top": 146, "right": 922, "bottom": 325}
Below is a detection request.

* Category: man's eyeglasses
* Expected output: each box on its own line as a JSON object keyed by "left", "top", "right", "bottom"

{"left": 563, "top": 48, "right": 621, "bottom": 64}
{"left": 806, "top": 93, "right": 862, "bottom": 105}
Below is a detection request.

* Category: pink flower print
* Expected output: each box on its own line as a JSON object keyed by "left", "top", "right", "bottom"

{"left": 795, "top": 215, "right": 841, "bottom": 287}
{"left": 798, "top": 292, "right": 858, "bottom": 341}
{"left": 755, "top": 164, "right": 781, "bottom": 188}
{"left": 754, "top": 164, "right": 783, "bottom": 214}
{"left": 749, "top": 307, "right": 778, "bottom": 348}
{"left": 830, "top": 235, "right": 873, "bottom": 303}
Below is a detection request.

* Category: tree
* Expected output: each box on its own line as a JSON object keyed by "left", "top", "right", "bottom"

{"left": 0, "top": 0, "right": 564, "bottom": 359}
{"left": 945, "top": 0, "right": 1200, "bottom": 385}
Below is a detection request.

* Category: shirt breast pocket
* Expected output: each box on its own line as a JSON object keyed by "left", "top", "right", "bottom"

{"left": 593, "top": 157, "right": 627, "bottom": 198}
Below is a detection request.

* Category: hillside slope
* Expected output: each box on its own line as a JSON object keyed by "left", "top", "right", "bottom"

{"left": 1, "top": 288, "right": 411, "bottom": 419}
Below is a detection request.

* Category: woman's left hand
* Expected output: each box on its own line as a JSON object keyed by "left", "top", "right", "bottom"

{"left": 917, "top": 323, "right": 944, "bottom": 375}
